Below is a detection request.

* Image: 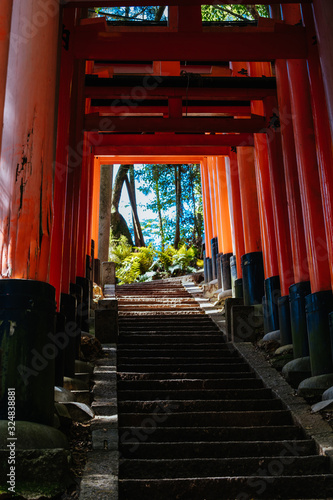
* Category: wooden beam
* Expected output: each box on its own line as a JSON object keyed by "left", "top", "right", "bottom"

{"left": 85, "top": 115, "right": 267, "bottom": 133}
{"left": 89, "top": 104, "right": 251, "bottom": 115}
{"left": 85, "top": 86, "right": 276, "bottom": 101}
{"left": 94, "top": 146, "right": 232, "bottom": 156}
{"left": 93, "top": 155, "right": 208, "bottom": 164}
{"left": 74, "top": 27, "right": 307, "bottom": 61}
{"left": 89, "top": 132, "right": 254, "bottom": 147}
{"left": 65, "top": 0, "right": 312, "bottom": 7}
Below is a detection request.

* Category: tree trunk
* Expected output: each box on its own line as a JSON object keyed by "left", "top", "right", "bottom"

{"left": 98, "top": 165, "right": 113, "bottom": 263}
{"left": 174, "top": 165, "right": 182, "bottom": 249}
{"left": 110, "top": 164, "right": 133, "bottom": 244}
{"left": 129, "top": 166, "right": 140, "bottom": 246}
{"left": 125, "top": 175, "right": 145, "bottom": 247}
{"left": 153, "top": 165, "right": 165, "bottom": 251}
{"left": 245, "top": 5, "right": 260, "bottom": 20}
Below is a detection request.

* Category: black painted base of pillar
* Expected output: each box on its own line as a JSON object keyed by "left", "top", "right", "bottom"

{"left": 222, "top": 253, "right": 233, "bottom": 291}
{"left": 264, "top": 276, "right": 281, "bottom": 334}
{"left": 289, "top": 281, "right": 311, "bottom": 359}
{"left": 306, "top": 290, "right": 333, "bottom": 377}
{"left": 206, "top": 257, "right": 213, "bottom": 283}
{"left": 234, "top": 278, "right": 243, "bottom": 299}
{"left": 217, "top": 253, "right": 223, "bottom": 289}
{"left": 60, "top": 293, "right": 77, "bottom": 378}
{"left": 70, "top": 282, "right": 83, "bottom": 357}
{"left": 54, "top": 312, "right": 66, "bottom": 388}
{"left": 211, "top": 237, "right": 218, "bottom": 280}
{"left": 203, "top": 255, "right": 208, "bottom": 283}
{"left": 230, "top": 255, "right": 237, "bottom": 296}
{"left": 0, "top": 279, "right": 56, "bottom": 426}
{"left": 241, "top": 251, "right": 265, "bottom": 306}
{"left": 76, "top": 276, "right": 91, "bottom": 333}
{"left": 278, "top": 295, "right": 292, "bottom": 346}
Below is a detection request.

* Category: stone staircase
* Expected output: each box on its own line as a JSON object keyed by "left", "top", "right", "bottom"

{"left": 116, "top": 278, "right": 333, "bottom": 499}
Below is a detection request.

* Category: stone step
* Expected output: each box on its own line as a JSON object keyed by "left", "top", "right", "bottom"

{"left": 119, "top": 410, "right": 293, "bottom": 428}
{"left": 117, "top": 356, "right": 245, "bottom": 364}
{"left": 118, "top": 398, "right": 284, "bottom": 412}
{"left": 117, "top": 372, "right": 260, "bottom": 380}
{"left": 119, "top": 335, "right": 224, "bottom": 344}
{"left": 119, "top": 317, "right": 216, "bottom": 324}
{"left": 118, "top": 329, "right": 220, "bottom": 334}
{"left": 117, "top": 343, "right": 231, "bottom": 351}
{"left": 118, "top": 349, "right": 236, "bottom": 358}
{"left": 118, "top": 475, "right": 333, "bottom": 499}
{"left": 119, "top": 455, "right": 329, "bottom": 479}
{"left": 119, "top": 439, "right": 315, "bottom": 459}
{"left": 118, "top": 426, "right": 305, "bottom": 443}
{"left": 117, "top": 363, "right": 252, "bottom": 373}
{"left": 117, "top": 378, "right": 264, "bottom": 390}
{"left": 117, "top": 388, "right": 274, "bottom": 401}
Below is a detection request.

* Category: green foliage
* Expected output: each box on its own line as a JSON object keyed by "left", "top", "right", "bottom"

{"left": 201, "top": 4, "right": 269, "bottom": 22}
{"left": 109, "top": 235, "right": 132, "bottom": 263}
{"left": 111, "top": 237, "right": 202, "bottom": 284}
{"left": 114, "top": 242, "right": 156, "bottom": 284}
{"left": 134, "top": 164, "right": 204, "bottom": 251}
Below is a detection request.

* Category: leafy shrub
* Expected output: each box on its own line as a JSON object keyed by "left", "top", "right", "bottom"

{"left": 111, "top": 237, "right": 203, "bottom": 284}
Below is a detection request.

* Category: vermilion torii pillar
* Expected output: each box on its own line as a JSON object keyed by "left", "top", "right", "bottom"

{"left": 301, "top": 4, "right": 333, "bottom": 292}
{"left": 282, "top": 4, "right": 333, "bottom": 381}
{"left": 225, "top": 149, "right": 245, "bottom": 296}
{"left": 0, "top": 0, "right": 13, "bottom": 159}
{"left": 215, "top": 156, "right": 233, "bottom": 291}
{"left": 274, "top": 55, "right": 310, "bottom": 350}
{"left": 237, "top": 146, "right": 264, "bottom": 306}
{"left": 0, "top": 0, "right": 59, "bottom": 280}
{"left": 312, "top": 0, "right": 333, "bottom": 139}
{"left": 200, "top": 159, "right": 213, "bottom": 282}
{"left": 49, "top": 7, "right": 76, "bottom": 310}
{"left": 207, "top": 156, "right": 219, "bottom": 280}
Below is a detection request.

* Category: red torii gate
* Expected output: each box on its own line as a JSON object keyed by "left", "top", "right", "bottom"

{"left": 1, "top": 0, "right": 333, "bottom": 424}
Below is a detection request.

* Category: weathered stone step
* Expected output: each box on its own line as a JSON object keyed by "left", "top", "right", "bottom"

{"left": 117, "top": 388, "right": 274, "bottom": 401}
{"left": 119, "top": 455, "right": 329, "bottom": 479}
{"left": 117, "top": 372, "right": 259, "bottom": 380}
{"left": 117, "top": 343, "right": 231, "bottom": 351}
{"left": 119, "top": 439, "right": 315, "bottom": 459}
{"left": 118, "top": 475, "right": 333, "bottom": 499}
{"left": 119, "top": 329, "right": 220, "bottom": 334}
{"left": 117, "top": 363, "right": 251, "bottom": 373}
{"left": 117, "top": 378, "right": 264, "bottom": 390}
{"left": 119, "top": 335, "right": 223, "bottom": 344}
{"left": 118, "top": 425, "right": 305, "bottom": 443}
{"left": 117, "top": 356, "right": 244, "bottom": 364}
{"left": 118, "top": 304, "right": 199, "bottom": 311}
{"left": 119, "top": 317, "right": 215, "bottom": 324}
{"left": 118, "top": 347, "right": 234, "bottom": 356}
{"left": 119, "top": 410, "right": 293, "bottom": 428}
{"left": 118, "top": 398, "right": 284, "bottom": 412}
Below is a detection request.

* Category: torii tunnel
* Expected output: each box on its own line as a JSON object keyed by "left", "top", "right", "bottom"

{"left": 1, "top": 0, "right": 333, "bottom": 423}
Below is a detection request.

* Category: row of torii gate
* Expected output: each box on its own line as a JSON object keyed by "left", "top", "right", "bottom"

{"left": 1, "top": 0, "right": 333, "bottom": 404}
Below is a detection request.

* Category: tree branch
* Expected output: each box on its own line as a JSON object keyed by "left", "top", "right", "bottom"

{"left": 214, "top": 5, "right": 249, "bottom": 21}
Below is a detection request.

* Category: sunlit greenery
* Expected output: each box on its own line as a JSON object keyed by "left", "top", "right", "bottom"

{"left": 110, "top": 236, "right": 203, "bottom": 284}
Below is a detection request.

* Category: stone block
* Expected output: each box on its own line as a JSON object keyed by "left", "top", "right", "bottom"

{"left": 95, "top": 309, "right": 119, "bottom": 344}
{"left": 101, "top": 262, "right": 116, "bottom": 288}
{"left": 225, "top": 298, "right": 243, "bottom": 341}
{"left": 231, "top": 304, "right": 264, "bottom": 342}
{"left": 98, "top": 298, "right": 118, "bottom": 311}
{"left": 282, "top": 357, "right": 311, "bottom": 389}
